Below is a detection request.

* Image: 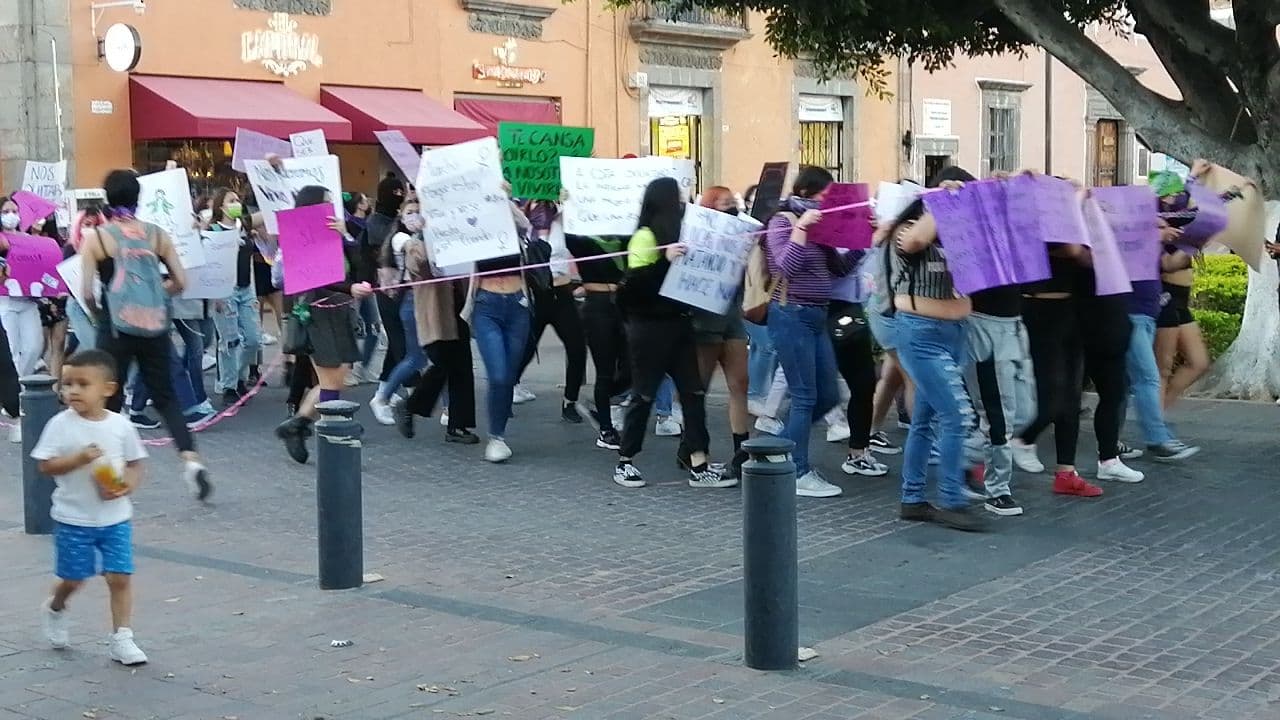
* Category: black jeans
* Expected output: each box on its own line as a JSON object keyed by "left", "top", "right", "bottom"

{"left": 288, "top": 354, "right": 316, "bottom": 407}
{"left": 100, "top": 329, "right": 195, "bottom": 453}
{"left": 0, "top": 325, "right": 19, "bottom": 418}
{"left": 376, "top": 292, "right": 406, "bottom": 382}
{"left": 406, "top": 329, "right": 477, "bottom": 431}
{"left": 1084, "top": 309, "right": 1132, "bottom": 462}
{"left": 620, "top": 316, "right": 709, "bottom": 459}
{"left": 829, "top": 301, "right": 875, "bottom": 450}
{"left": 579, "top": 291, "right": 630, "bottom": 431}
{"left": 519, "top": 285, "right": 587, "bottom": 402}
{"left": 1018, "top": 298, "right": 1082, "bottom": 466}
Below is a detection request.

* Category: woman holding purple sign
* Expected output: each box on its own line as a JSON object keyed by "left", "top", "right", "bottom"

{"left": 1150, "top": 169, "right": 1212, "bottom": 411}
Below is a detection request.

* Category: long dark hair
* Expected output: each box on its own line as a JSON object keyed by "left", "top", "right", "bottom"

{"left": 635, "top": 177, "right": 684, "bottom": 248}
{"left": 792, "top": 166, "right": 834, "bottom": 199}
{"left": 379, "top": 199, "right": 419, "bottom": 269}
{"left": 209, "top": 187, "right": 234, "bottom": 225}
{"left": 294, "top": 185, "right": 330, "bottom": 208}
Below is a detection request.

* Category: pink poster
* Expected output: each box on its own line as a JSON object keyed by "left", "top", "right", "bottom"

{"left": 1, "top": 232, "right": 67, "bottom": 297}
{"left": 374, "top": 130, "right": 422, "bottom": 184}
{"left": 231, "top": 127, "right": 294, "bottom": 173}
{"left": 276, "top": 204, "right": 345, "bottom": 295}
{"left": 809, "top": 183, "right": 873, "bottom": 250}
{"left": 11, "top": 191, "right": 59, "bottom": 232}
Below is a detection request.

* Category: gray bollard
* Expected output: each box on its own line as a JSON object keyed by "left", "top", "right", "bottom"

{"left": 20, "top": 375, "right": 60, "bottom": 535}
{"left": 741, "top": 435, "right": 799, "bottom": 671}
{"left": 315, "top": 400, "right": 364, "bottom": 590}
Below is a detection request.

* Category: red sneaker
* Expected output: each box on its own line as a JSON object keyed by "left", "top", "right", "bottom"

{"left": 1053, "top": 470, "right": 1103, "bottom": 497}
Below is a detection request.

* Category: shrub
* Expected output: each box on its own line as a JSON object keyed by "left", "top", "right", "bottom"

{"left": 1191, "top": 308, "right": 1242, "bottom": 360}
{"left": 1191, "top": 254, "right": 1248, "bottom": 316}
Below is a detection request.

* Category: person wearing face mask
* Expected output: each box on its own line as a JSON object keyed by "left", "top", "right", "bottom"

{"left": 207, "top": 189, "right": 262, "bottom": 407}
{"left": 368, "top": 200, "right": 429, "bottom": 425}
{"left": 0, "top": 198, "right": 46, "bottom": 402}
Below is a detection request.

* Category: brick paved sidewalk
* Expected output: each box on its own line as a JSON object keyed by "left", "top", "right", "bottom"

{"left": 1, "top": 342, "right": 1278, "bottom": 719}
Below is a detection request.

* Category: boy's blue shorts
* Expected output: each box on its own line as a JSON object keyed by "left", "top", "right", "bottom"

{"left": 55, "top": 521, "right": 134, "bottom": 581}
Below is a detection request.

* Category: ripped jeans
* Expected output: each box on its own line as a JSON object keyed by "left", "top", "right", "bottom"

{"left": 212, "top": 285, "right": 261, "bottom": 393}
{"left": 895, "top": 312, "right": 975, "bottom": 511}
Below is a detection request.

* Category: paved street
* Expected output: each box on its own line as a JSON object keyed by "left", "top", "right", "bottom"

{"left": 2, "top": 338, "right": 1280, "bottom": 720}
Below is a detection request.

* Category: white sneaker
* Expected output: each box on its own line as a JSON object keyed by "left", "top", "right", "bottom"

{"left": 670, "top": 404, "right": 684, "bottom": 426}
{"left": 440, "top": 411, "right": 449, "bottom": 427}
{"left": 41, "top": 599, "right": 69, "bottom": 649}
{"left": 1097, "top": 458, "right": 1145, "bottom": 483}
{"left": 654, "top": 417, "right": 682, "bottom": 437}
{"left": 754, "top": 416, "right": 785, "bottom": 436}
{"left": 344, "top": 366, "right": 364, "bottom": 387}
{"left": 796, "top": 470, "right": 842, "bottom": 498}
{"left": 1010, "top": 439, "right": 1046, "bottom": 473}
{"left": 369, "top": 396, "right": 396, "bottom": 426}
{"left": 825, "top": 421, "right": 851, "bottom": 443}
{"left": 8, "top": 422, "right": 21, "bottom": 444}
{"left": 108, "top": 628, "right": 148, "bottom": 666}
{"left": 512, "top": 384, "right": 536, "bottom": 405}
{"left": 841, "top": 451, "right": 888, "bottom": 477}
{"left": 613, "top": 461, "right": 645, "bottom": 488}
{"left": 748, "top": 399, "right": 766, "bottom": 417}
{"left": 183, "top": 461, "right": 213, "bottom": 501}
{"left": 484, "top": 438, "right": 512, "bottom": 463}
{"left": 261, "top": 332, "right": 278, "bottom": 346}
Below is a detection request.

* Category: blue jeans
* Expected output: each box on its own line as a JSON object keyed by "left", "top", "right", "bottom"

{"left": 766, "top": 302, "right": 840, "bottom": 476}
{"left": 381, "top": 294, "right": 428, "bottom": 401}
{"left": 212, "top": 285, "right": 261, "bottom": 392}
{"left": 358, "top": 295, "right": 381, "bottom": 367}
{"left": 67, "top": 302, "right": 97, "bottom": 351}
{"left": 655, "top": 377, "right": 675, "bottom": 416}
{"left": 1122, "top": 314, "right": 1174, "bottom": 446}
{"left": 471, "top": 290, "right": 532, "bottom": 439}
{"left": 174, "top": 318, "right": 210, "bottom": 409}
{"left": 131, "top": 336, "right": 200, "bottom": 415}
{"left": 895, "top": 312, "right": 974, "bottom": 510}
{"left": 745, "top": 321, "right": 777, "bottom": 402}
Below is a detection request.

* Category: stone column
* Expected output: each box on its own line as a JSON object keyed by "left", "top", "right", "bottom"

{"left": 0, "top": 0, "right": 75, "bottom": 191}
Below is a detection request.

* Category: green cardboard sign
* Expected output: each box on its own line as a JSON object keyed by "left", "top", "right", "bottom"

{"left": 498, "top": 122, "right": 594, "bottom": 201}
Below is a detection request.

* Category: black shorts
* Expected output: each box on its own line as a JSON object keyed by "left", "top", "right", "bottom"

{"left": 1156, "top": 283, "right": 1193, "bottom": 329}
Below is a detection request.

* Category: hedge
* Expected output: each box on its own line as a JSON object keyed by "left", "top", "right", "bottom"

{"left": 1190, "top": 254, "right": 1248, "bottom": 359}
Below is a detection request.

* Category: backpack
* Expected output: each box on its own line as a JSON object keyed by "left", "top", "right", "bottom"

{"left": 741, "top": 212, "right": 793, "bottom": 325}
{"left": 100, "top": 222, "right": 171, "bottom": 337}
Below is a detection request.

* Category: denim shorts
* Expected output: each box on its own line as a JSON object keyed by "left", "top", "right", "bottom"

{"left": 55, "top": 521, "right": 134, "bottom": 581}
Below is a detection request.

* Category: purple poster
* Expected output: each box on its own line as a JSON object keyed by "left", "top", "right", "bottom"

{"left": 1, "top": 232, "right": 67, "bottom": 297}
{"left": 1091, "top": 186, "right": 1161, "bottom": 283}
{"left": 1177, "top": 180, "right": 1230, "bottom": 246}
{"left": 231, "top": 128, "right": 293, "bottom": 173}
{"left": 11, "top": 191, "right": 58, "bottom": 232}
{"left": 1082, "top": 198, "right": 1133, "bottom": 296}
{"left": 276, "top": 204, "right": 345, "bottom": 295}
{"left": 375, "top": 130, "right": 422, "bottom": 184}
{"left": 810, "top": 183, "right": 873, "bottom": 250}
{"left": 923, "top": 186, "right": 1004, "bottom": 295}
{"left": 1005, "top": 174, "right": 1090, "bottom": 246}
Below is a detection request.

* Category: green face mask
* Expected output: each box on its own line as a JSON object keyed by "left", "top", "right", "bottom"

{"left": 225, "top": 202, "right": 244, "bottom": 219}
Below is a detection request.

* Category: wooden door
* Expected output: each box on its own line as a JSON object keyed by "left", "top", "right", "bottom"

{"left": 1094, "top": 120, "right": 1119, "bottom": 187}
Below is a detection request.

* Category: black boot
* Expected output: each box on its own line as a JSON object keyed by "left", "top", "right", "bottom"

{"left": 275, "top": 416, "right": 312, "bottom": 464}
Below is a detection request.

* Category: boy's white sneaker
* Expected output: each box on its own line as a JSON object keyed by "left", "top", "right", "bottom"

{"left": 109, "top": 628, "right": 148, "bottom": 666}
{"left": 41, "top": 599, "right": 69, "bottom": 649}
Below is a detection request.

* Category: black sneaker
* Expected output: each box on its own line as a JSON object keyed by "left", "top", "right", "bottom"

{"left": 900, "top": 502, "right": 935, "bottom": 522}
{"left": 935, "top": 506, "right": 988, "bottom": 532}
{"left": 129, "top": 413, "right": 161, "bottom": 430}
{"left": 236, "top": 380, "right": 251, "bottom": 397}
{"left": 984, "top": 495, "right": 1024, "bottom": 517}
{"left": 445, "top": 428, "right": 479, "bottom": 444}
{"left": 868, "top": 431, "right": 902, "bottom": 455}
{"left": 274, "top": 417, "right": 312, "bottom": 464}
{"left": 721, "top": 449, "right": 748, "bottom": 481}
{"left": 1117, "top": 442, "right": 1144, "bottom": 460}
{"left": 561, "top": 401, "right": 583, "bottom": 424}
{"left": 222, "top": 388, "right": 242, "bottom": 408}
{"left": 247, "top": 367, "right": 262, "bottom": 387}
{"left": 1149, "top": 440, "right": 1200, "bottom": 462}
{"left": 596, "top": 428, "right": 621, "bottom": 450}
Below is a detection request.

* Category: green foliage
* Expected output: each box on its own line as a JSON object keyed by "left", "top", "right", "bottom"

{"left": 1191, "top": 309, "right": 1242, "bottom": 361}
{"left": 1191, "top": 255, "right": 1248, "bottom": 317}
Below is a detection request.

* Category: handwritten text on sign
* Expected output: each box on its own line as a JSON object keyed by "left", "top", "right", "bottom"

{"left": 289, "top": 129, "right": 329, "bottom": 158}
{"left": 22, "top": 161, "right": 69, "bottom": 226}
{"left": 1082, "top": 197, "right": 1133, "bottom": 296}
{"left": 418, "top": 137, "right": 519, "bottom": 267}
{"left": 923, "top": 181, "right": 1050, "bottom": 295}
{"left": 137, "top": 169, "right": 206, "bottom": 270}
{"left": 276, "top": 203, "right": 345, "bottom": 295}
{"left": 1, "top": 232, "right": 66, "bottom": 297}
{"left": 374, "top": 130, "right": 421, "bottom": 182}
{"left": 1005, "top": 174, "right": 1089, "bottom": 246}
{"left": 231, "top": 127, "right": 293, "bottom": 173}
{"left": 560, "top": 156, "right": 697, "bottom": 236}
{"left": 659, "top": 205, "right": 758, "bottom": 315}
{"left": 182, "top": 230, "right": 240, "bottom": 300}
{"left": 244, "top": 154, "right": 344, "bottom": 234}
{"left": 1091, "top": 186, "right": 1161, "bottom": 283}
{"left": 498, "top": 122, "right": 594, "bottom": 201}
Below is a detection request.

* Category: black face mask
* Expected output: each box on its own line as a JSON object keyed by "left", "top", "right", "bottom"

{"left": 721, "top": 207, "right": 740, "bottom": 217}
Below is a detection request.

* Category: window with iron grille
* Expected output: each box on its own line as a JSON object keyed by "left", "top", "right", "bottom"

{"left": 799, "top": 121, "right": 842, "bottom": 180}
{"left": 979, "top": 85, "right": 1025, "bottom": 177}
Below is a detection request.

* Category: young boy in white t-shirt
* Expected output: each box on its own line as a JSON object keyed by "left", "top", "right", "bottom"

{"left": 31, "top": 349, "right": 149, "bottom": 665}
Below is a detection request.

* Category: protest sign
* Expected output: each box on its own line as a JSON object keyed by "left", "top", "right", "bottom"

{"left": 659, "top": 204, "right": 758, "bottom": 314}
{"left": 1, "top": 232, "right": 66, "bottom": 297}
{"left": 418, "top": 137, "right": 520, "bottom": 267}
{"left": 923, "top": 181, "right": 1049, "bottom": 295}
{"left": 560, "top": 156, "right": 696, "bottom": 236}
{"left": 289, "top": 129, "right": 329, "bottom": 158}
{"left": 21, "top": 160, "right": 68, "bottom": 227}
{"left": 182, "top": 230, "right": 240, "bottom": 300}
{"left": 374, "top": 130, "right": 422, "bottom": 183}
{"left": 245, "top": 155, "right": 344, "bottom": 234}
{"left": 1197, "top": 164, "right": 1267, "bottom": 270}
{"left": 136, "top": 169, "right": 206, "bottom": 269}
{"left": 750, "top": 162, "right": 789, "bottom": 222}
{"left": 498, "top": 122, "right": 594, "bottom": 201}
{"left": 810, "top": 183, "right": 873, "bottom": 250}
{"left": 875, "top": 181, "right": 923, "bottom": 223}
{"left": 1082, "top": 197, "right": 1133, "bottom": 296}
{"left": 276, "top": 204, "right": 345, "bottom": 294}
{"left": 1174, "top": 180, "right": 1230, "bottom": 247}
{"left": 55, "top": 255, "right": 98, "bottom": 316}
{"left": 11, "top": 190, "right": 59, "bottom": 232}
{"left": 1005, "top": 174, "right": 1090, "bottom": 246}
{"left": 1091, "top": 186, "right": 1161, "bottom": 283}
{"left": 231, "top": 127, "right": 293, "bottom": 173}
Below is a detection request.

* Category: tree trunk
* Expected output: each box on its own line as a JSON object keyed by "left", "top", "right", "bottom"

{"left": 1193, "top": 201, "right": 1280, "bottom": 400}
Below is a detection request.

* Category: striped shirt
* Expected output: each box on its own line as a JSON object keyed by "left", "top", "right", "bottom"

{"left": 890, "top": 243, "right": 957, "bottom": 300}
{"left": 765, "top": 213, "right": 858, "bottom": 305}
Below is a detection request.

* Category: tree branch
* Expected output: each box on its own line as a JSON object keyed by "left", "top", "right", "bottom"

{"left": 1128, "top": 0, "right": 1237, "bottom": 69}
{"left": 990, "top": 0, "right": 1256, "bottom": 170}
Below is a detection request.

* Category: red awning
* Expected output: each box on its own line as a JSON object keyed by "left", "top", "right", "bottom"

{"left": 129, "top": 75, "right": 352, "bottom": 141}
{"left": 453, "top": 97, "right": 561, "bottom": 136}
{"left": 320, "top": 86, "right": 489, "bottom": 146}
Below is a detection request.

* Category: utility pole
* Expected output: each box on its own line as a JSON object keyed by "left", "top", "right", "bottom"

{"left": 1044, "top": 50, "right": 1053, "bottom": 174}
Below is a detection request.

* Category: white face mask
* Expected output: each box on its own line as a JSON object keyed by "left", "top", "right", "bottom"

{"left": 0, "top": 212, "right": 19, "bottom": 230}
{"left": 199, "top": 208, "right": 213, "bottom": 223}
{"left": 402, "top": 212, "right": 424, "bottom": 232}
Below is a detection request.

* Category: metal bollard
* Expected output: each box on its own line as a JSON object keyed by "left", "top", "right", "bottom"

{"left": 315, "top": 400, "right": 364, "bottom": 590}
{"left": 20, "top": 375, "right": 59, "bottom": 535}
{"left": 741, "top": 435, "right": 799, "bottom": 671}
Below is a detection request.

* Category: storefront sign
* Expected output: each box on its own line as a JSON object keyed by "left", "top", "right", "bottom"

{"left": 473, "top": 38, "right": 546, "bottom": 88}
{"left": 497, "top": 122, "right": 594, "bottom": 201}
{"left": 242, "top": 12, "right": 323, "bottom": 77}
{"left": 102, "top": 23, "right": 142, "bottom": 72}
{"left": 921, "top": 99, "right": 953, "bottom": 137}
{"left": 90, "top": 100, "right": 114, "bottom": 115}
